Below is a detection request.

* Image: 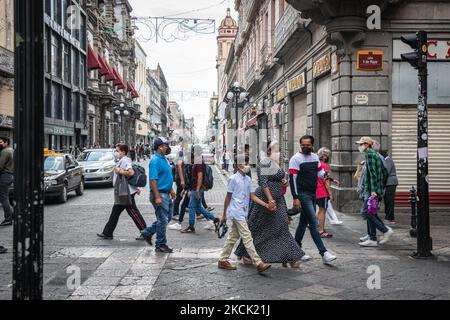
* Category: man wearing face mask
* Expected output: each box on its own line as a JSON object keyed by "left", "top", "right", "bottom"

{"left": 356, "top": 137, "right": 393, "bottom": 247}
{"left": 140, "top": 137, "right": 176, "bottom": 253}
{"left": 289, "top": 135, "right": 337, "bottom": 264}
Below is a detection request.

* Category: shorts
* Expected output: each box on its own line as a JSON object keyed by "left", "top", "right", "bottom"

{"left": 317, "top": 197, "right": 329, "bottom": 209}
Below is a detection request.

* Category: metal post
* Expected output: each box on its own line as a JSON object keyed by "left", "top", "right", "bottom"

{"left": 234, "top": 90, "right": 238, "bottom": 171}
{"left": 13, "top": 0, "right": 45, "bottom": 299}
{"left": 409, "top": 186, "right": 417, "bottom": 238}
{"left": 413, "top": 31, "right": 432, "bottom": 258}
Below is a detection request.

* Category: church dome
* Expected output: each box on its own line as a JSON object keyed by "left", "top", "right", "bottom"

{"left": 219, "top": 8, "right": 237, "bottom": 29}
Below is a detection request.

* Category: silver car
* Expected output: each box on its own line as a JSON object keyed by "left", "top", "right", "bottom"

{"left": 78, "top": 149, "right": 118, "bottom": 187}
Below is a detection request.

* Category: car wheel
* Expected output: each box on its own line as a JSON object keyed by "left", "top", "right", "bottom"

{"left": 58, "top": 185, "right": 68, "bottom": 203}
{"left": 75, "top": 180, "right": 84, "bottom": 196}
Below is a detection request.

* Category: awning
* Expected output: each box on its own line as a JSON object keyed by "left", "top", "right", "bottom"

{"left": 127, "top": 81, "right": 139, "bottom": 98}
{"left": 87, "top": 45, "right": 101, "bottom": 71}
{"left": 98, "top": 56, "right": 111, "bottom": 77}
{"left": 246, "top": 116, "right": 258, "bottom": 129}
{"left": 112, "top": 69, "right": 126, "bottom": 89}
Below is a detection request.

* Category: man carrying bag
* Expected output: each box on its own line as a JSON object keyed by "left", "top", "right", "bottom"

{"left": 97, "top": 144, "right": 148, "bottom": 241}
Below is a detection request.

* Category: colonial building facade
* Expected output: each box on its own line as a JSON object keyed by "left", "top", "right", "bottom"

{"left": 221, "top": 0, "right": 450, "bottom": 210}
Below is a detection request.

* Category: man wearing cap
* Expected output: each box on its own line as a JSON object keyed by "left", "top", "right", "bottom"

{"left": 356, "top": 136, "right": 394, "bottom": 247}
{"left": 141, "top": 137, "right": 176, "bottom": 253}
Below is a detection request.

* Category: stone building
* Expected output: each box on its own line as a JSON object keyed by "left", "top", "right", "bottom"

{"left": 134, "top": 41, "right": 148, "bottom": 145}
{"left": 222, "top": 0, "right": 450, "bottom": 210}
{"left": 0, "top": 0, "right": 14, "bottom": 138}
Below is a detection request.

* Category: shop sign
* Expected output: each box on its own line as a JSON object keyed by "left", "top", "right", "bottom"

{"left": 357, "top": 50, "right": 383, "bottom": 71}
{"left": 313, "top": 52, "right": 331, "bottom": 78}
{"left": 287, "top": 72, "right": 306, "bottom": 94}
{"left": 276, "top": 87, "right": 286, "bottom": 102}
{"left": 44, "top": 125, "right": 75, "bottom": 136}
{"left": 354, "top": 94, "right": 369, "bottom": 105}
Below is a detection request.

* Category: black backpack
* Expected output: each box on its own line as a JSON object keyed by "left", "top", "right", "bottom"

{"left": 203, "top": 165, "right": 214, "bottom": 190}
{"left": 128, "top": 164, "right": 147, "bottom": 187}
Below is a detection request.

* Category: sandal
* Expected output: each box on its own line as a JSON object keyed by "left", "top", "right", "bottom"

{"left": 242, "top": 256, "right": 253, "bottom": 265}
{"left": 320, "top": 231, "right": 333, "bottom": 238}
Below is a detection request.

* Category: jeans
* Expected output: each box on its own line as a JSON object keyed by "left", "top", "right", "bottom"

{"left": 295, "top": 192, "right": 327, "bottom": 255}
{"left": 384, "top": 185, "right": 397, "bottom": 221}
{"left": 142, "top": 192, "right": 173, "bottom": 248}
{"left": 188, "top": 189, "right": 215, "bottom": 226}
{"left": 102, "top": 194, "right": 147, "bottom": 237}
{"left": 360, "top": 192, "right": 389, "bottom": 241}
{"left": 0, "top": 173, "right": 13, "bottom": 222}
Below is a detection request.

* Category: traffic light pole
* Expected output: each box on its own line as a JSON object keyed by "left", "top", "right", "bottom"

{"left": 414, "top": 31, "right": 433, "bottom": 258}
{"left": 13, "top": 0, "right": 45, "bottom": 299}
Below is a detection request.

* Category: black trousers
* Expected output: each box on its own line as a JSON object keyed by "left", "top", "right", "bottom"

{"left": 0, "top": 173, "right": 13, "bottom": 222}
{"left": 384, "top": 185, "right": 397, "bottom": 221}
{"left": 102, "top": 194, "right": 147, "bottom": 237}
{"left": 173, "top": 182, "right": 184, "bottom": 216}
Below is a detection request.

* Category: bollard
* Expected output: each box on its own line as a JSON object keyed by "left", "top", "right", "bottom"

{"left": 409, "top": 186, "right": 417, "bottom": 237}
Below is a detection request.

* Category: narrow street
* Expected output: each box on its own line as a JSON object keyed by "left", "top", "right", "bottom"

{"left": 1, "top": 161, "right": 449, "bottom": 300}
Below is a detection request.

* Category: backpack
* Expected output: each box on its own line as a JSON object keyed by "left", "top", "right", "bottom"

{"left": 128, "top": 163, "right": 147, "bottom": 187}
{"left": 378, "top": 153, "right": 389, "bottom": 189}
{"left": 202, "top": 165, "right": 214, "bottom": 190}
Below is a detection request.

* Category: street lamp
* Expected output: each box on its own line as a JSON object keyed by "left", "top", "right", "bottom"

{"left": 114, "top": 103, "right": 129, "bottom": 143}
{"left": 226, "top": 82, "right": 248, "bottom": 171}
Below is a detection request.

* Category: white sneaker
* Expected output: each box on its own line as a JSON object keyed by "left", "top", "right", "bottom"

{"left": 360, "top": 235, "right": 370, "bottom": 242}
{"left": 330, "top": 220, "right": 343, "bottom": 225}
{"left": 322, "top": 251, "right": 337, "bottom": 264}
{"left": 300, "top": 255, "right": 312, "bottom": 262}
{"left": 379, "top": 227, "right": 394, "bottom": 244}
{"left": 359, "top": 239, "right": 378, "bottom": 247}
{"left": 168, "top": 223, "right": 182, "bottom": 231}
{"left": 204, "top": 220, "right": 216, "bottom": 230}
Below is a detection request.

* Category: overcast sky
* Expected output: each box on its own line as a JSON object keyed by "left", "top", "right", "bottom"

{"left": 129, "top": 0, "right": 237, "bottom": 140}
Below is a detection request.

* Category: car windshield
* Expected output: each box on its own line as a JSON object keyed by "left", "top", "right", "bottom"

{"left": 44, "top": 156, "right": 64, "bottom": 171}
{"left": 80, "top": 151, "right": 115, "bottom": 161}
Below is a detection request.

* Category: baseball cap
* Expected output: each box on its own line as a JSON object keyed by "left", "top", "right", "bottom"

{"left": 355, "top": 136, "right": 374, "bottom": 145}
{"left": 153, "top": 137, "right": 169, "bottom": 150}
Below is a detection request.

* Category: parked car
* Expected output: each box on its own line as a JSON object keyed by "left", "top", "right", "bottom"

{"left": 44, "top": 154, "right": 85, "bottom": 203}
{"left": 78, "top": 149, "right": 118, "bottom": 187}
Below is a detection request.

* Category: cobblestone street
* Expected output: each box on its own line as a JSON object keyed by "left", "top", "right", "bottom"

{"left": 1, "top": 161, "right": 449, "bottom": 300}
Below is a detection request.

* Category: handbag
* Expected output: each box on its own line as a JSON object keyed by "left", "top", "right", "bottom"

{"left": 114, "top": 174, "right": 131, "bottom": 205}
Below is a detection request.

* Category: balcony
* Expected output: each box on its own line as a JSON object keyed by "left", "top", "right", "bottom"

{"left": 274, "top": 5, "right": 309, "bottom": 58}
{"left": 0, "top": 46, "right": 14, "bottom": 77}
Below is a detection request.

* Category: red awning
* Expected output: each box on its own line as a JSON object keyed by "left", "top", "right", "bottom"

{"left": 246, "top": 116, "right": 258, "bottom": 129}
{"left": 127, "top": 81, "right": 139, "bottom": 98}
{"left": 112, "top": 69, "right": 126, "bottom": 89}
{"left": 98, "top": 55, "right": 110, "bottom": 77}
{"left": 87, "top": 45, "right": 101, "bottom": 71}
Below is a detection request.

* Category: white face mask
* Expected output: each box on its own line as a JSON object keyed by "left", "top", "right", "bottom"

{"left": 358, "top": 145, "right": 366, "bottom": 153}
{"left": 241, "top": 166, "right": 251, "bottom": 174}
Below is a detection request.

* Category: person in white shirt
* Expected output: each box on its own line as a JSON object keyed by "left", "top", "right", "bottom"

{"left": 218, "top": 159, "right": 272, "bottom": 273}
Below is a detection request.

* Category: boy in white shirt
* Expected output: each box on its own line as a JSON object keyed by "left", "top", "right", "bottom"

{"left": 218, "top": 160, "right": 273, "bottom": 273}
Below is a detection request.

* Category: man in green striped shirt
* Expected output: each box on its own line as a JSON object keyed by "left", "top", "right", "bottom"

{"left": 356, "top": 137, "right": 393, "bottom": 247}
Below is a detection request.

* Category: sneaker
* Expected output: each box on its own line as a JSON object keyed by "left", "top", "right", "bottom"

{"left": 359, "top": 235, "right": 370, "bottom": 242}
{"left": 172, "top": 215, "right": 180, "bottom": 221}
{"left": 322, "top": 251, "right": 337, "bottom": 264}
{"left": 97, "top": 233, "right": 113, "bottom": 240}
{"left": 384, "top": 220, "right": 397, "bottom": 226}
{"left": 169, "top": 222, "right": 182, "bottom": 230}
{"left": 300, "top": 255, "right": 312, "bottom": 262}
{"left": 330, "top": 220, "right": 343, "bottom": 225}
{"left": 135, "top": 234, "right": 145, "bottom": 241}
{"left": 207, "top": 207, "right": 215, "bottom": 212}
{"left": 359, "top": 239, "right": 378, "bottom": 247}
{"left": 181, "top": 226, "right": 195, "bottom": 233}
{"left": 156, "top": 244, "right": 173, "bottom": 253}
{"left": 141, "top": 232, "right": 154, "bottom": 246}
{"left": 379, "top": 227, "right": 394, "bottom": 244}
{"left": 0, "top": 220, "right": 12, "bottom": 227}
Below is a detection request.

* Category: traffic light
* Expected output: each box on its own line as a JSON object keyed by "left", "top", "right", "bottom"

{"left": 400, "top": 31, "right": 427, "bottom": 69}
